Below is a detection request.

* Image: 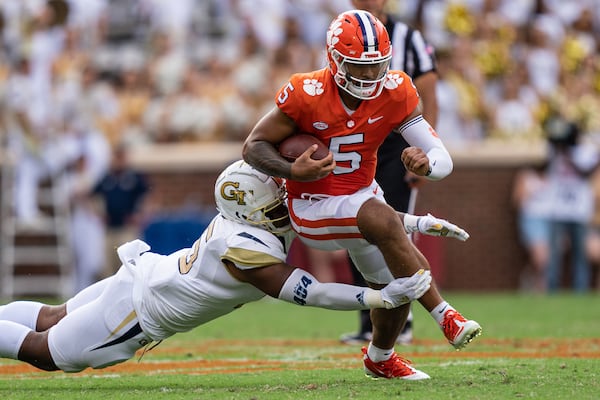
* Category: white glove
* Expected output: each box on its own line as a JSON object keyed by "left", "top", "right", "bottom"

{"left": 404, "top": 213, "right": 470, "bottom": 241}
{"left": 418, "top": 213, "right": 469, "bottom": 241}
{"left": 380, "top": 269, "right": 432, "bottom": 309}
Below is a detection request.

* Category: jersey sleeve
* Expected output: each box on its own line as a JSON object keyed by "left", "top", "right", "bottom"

{"left": 221, "top": 228, "right": 287, "bottom": 270}
{"left": 275, "top": 73, "right": 311, "bottom": 122}
{"left": 387, "top": 70, "right": 420, "bottom": 118}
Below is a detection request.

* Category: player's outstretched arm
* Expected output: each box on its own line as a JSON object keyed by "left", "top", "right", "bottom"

{"left": 401, "top": 212, "right": 470, "bottom": 241}
{"left": 226, "top": 259, "right": 431, "bottom": 311}
{"left": 276, "top": 268, "right": 431, "bottom": 310}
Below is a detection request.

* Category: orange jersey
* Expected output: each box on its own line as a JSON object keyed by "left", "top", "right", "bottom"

{"left": 276, "top": 68, "right": 419, "bottom": 198}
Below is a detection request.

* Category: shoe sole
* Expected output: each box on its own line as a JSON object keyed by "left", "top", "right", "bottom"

{"left": 452, "top": 323, "right": 482, "bottom": 350}
{"left": 364, "top": 370, "right": 431, "bottom": 380}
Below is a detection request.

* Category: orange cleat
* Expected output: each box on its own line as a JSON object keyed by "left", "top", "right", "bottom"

{"left": 362, "top": 347, "right": 430, "bottom": 380}
{"left": 441, "top": 309, "right": 482, "bottom": 350}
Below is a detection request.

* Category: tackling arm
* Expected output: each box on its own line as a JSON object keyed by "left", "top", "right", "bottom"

{"left": 226, "top": 259, "right": 430, "bottom": 311}
{"left": 277, "top": 268, "right": 431, "bottom": 310}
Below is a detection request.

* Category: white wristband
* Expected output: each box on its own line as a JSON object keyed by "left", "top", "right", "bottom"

{"left": 425, "top": 147, "right": 453, "bottom": 180}
{"left": 364, "top": 288, "right": 386, "bottom": 308}
{"left": 396, "top": 115, "right": 453, "bottom": 180}
{"left": 403, "top": 214, "right": 420, "bottom": 234}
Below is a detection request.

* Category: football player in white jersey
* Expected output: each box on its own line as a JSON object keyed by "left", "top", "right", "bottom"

{"left": 0, "top": 160, "right": 466, "bottom": 373}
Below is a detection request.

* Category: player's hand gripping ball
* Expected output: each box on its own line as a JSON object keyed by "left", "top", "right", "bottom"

{"left": 278, "top": 133, "right": 329, "bottom": 161}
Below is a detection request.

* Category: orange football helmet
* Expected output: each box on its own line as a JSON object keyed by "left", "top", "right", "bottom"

{"left": 326, "top": 10, "right": 392, "bottom": 100}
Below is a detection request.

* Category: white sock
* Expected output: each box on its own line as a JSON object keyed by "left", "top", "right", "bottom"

{"left": 367, "top": 343, "right": 394, "bottom": 362}
{"left": 0, "top": 301, "right": 44, "bottom": 330}
{"left": 430, "top": 301, "right": 454, "bottom": 324}
{"left": 0, "top": 321, "right": 32, "bottom": 359}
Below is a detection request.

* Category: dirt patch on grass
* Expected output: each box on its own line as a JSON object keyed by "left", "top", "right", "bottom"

{"left": 1, "top": 338, "right": 598, "bottom": 377}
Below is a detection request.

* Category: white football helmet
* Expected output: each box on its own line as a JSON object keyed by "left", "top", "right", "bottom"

{"left": 326, "top": 10, "right": 392, "bottom": 100}
{"left": 214, "top": 160, "right": 290, "bottom": 234}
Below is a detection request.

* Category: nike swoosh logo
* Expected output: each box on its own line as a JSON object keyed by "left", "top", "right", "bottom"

{"left": 368, "top": 116, "right": 384, "bottom": 124}
{"left": 438, "top": 305, "right": 448, "bottom": 314}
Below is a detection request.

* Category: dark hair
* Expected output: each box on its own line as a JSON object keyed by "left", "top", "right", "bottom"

{"left": 544, "top": 115, "right": 579, "bottom": 147}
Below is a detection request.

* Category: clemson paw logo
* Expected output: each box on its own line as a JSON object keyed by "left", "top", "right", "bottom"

{"left": 384, "top": 73, "right": 405, "bottom": 89}
{"left": 327, "top": 20, "right": 343, "bottom": 47}
{"left": 303, "top": 79, "right": 324, "bottom": 96}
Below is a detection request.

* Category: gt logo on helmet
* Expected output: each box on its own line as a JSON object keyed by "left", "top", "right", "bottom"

{"left": 220, "top": 181, "right": 250, "bottom": 205}
{"left": 214, "top": 160, "right": 291, "bottom": 234}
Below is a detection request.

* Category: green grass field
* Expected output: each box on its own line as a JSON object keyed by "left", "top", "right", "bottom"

{"left": 0, "top": 292, "right": 598, "bottom": 399}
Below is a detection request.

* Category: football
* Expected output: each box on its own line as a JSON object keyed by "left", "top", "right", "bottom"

{"left": 278, "top": 133, "right": 329, "bottom": 161}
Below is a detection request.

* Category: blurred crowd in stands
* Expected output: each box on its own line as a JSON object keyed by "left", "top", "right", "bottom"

{"left": 1, "top": 0, "right": 600, "bottom": 149}
{"left": 2, "top": 0, "right": 600, "bottom": 293}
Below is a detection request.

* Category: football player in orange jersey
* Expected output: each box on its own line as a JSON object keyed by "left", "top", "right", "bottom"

{"left": 341, "top": 0, "right": 441, "bottom": 347}
{"left": 243, "top": 10, "right": 481, "bottom": 380}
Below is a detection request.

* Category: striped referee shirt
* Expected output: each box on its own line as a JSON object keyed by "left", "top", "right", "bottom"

{"left": 384, "top": 18, "right": 436, "bottom": 79}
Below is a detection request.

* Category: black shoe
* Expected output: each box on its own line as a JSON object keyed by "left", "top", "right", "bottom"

{"left": 339, "top": 331, "right": 373, "bottom": 345}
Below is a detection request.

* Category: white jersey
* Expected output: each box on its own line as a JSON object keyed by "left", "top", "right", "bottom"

{"left": 132, "top": 215, "right": 294, "bottom": 341}
{"left": 47, "top": 214, "right": 295, "bottom": 372}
